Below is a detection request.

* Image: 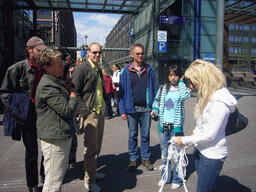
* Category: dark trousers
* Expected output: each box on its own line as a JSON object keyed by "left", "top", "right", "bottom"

{"left": 114, "top": 90, "right": 119, "bottom": 114}
{"left": 69, "top": 135, "right": 77, "bottom": 164}
{"left": 20, "top": 102, "right": 38, "bottom": 188}
{"left": 105, "top": 93, "right": 113, "bottom": 118}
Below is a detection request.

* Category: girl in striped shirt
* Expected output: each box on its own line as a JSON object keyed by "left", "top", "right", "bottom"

{"left": 151, "top": 64, "right": 190, "bottom": 190}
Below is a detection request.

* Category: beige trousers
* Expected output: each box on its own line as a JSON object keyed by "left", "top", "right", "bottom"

{"left": 83, "top": 110, "right": 105, "bottom": 184}
{"left": 41, "top": 139, "right": 72, "bottom": 192}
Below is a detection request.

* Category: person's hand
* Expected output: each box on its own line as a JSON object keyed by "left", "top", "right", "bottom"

{"left": 70, "top": 91, "right": 76, "bottom": 98}
{"left": 70, "top": 86, "right": 76, "bottom": 98}
{"left": 121, "top": 113, "right": 127, "bottom": 120}
{"left": 151, "top": 111, "right": 157, "bottom": 118}
{"left": 176, "top": 136, "right": 184, "bottom": 147}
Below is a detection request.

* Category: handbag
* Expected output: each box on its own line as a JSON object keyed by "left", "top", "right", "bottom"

{"left": 225, "top": 108, "right": 248, "bottom": 136}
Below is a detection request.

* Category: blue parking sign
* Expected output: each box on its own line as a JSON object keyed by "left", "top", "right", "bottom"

{"left": 158, "top": 41, "right": 167, "bottom": 52}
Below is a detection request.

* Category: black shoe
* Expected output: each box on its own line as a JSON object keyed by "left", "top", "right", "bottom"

{"left": 128, "top": 161, "right": 137, "bottom": 172}
{"left": 142, "top": 159, "right": 154, "bottom": 171}
{"left": 29, "top": 186, "right": 39, "bottom": 192}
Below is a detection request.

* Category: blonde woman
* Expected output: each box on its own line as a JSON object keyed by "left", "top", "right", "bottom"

{"left": 176, "top": 59, "right": 237, "bottom": 192}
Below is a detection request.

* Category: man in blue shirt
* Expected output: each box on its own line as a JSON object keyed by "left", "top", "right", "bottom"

{"left": 119, "top": 43, "right": 158, "bottom": 171}
{"left": 81, "top": 46, "right": 87, "bottom": 61}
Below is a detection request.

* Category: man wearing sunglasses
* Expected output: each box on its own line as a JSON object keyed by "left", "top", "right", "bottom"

{"left": 72, "top": 42, "right": 106, "bottom": 192}
{"left": 119, "top": 43, "right": 158, "bottom": 172}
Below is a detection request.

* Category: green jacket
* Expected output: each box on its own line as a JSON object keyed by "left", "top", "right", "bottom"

{"left": 35, "top": 74, "right": 78, "bottom": 140}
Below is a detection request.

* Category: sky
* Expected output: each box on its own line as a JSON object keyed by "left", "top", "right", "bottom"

{"left": 73, "top": 12, "right": 123, "bottom": 47}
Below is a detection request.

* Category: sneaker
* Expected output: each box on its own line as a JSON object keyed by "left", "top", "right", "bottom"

{"left": 142, "top": 159, "right": 154, "bottom": 171}
{"left": 158, "top": 179, "right": 166, "bottom": 187}
{"left": 171, "top": 183, "right": 182, "bottom": 190}
{"left": 84, "top": 183, "right": 102, "bottom": 192}
{"left": 96, "top": 172, "right": 105, "bottom": 180}
{"left": 127, "top": 161, "right": 137, "bottom": 171}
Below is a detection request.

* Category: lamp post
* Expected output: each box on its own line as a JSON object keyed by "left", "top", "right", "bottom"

{"left": 85, "top": 35, "right": 88, "bottom": 46}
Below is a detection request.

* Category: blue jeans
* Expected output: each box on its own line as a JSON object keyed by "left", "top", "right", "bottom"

{"left": 194, "top": 148, "right": 225, "bottom": 192}
{"left": 127, "top": 111, "right": 151, "bottom": 161}
{"left": 158, "top": 128, "right": 183, "bottom": 185}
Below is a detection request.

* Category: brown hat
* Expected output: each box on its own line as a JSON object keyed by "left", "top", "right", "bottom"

{"left": 26, "top": 36, "right": 47, "bottom": 50}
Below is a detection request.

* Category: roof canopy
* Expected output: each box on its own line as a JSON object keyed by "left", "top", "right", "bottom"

{"left": 225, "top": 0, "right": 256, "bottom": 24}
{"left": 13, "top": 0, "right": 175, "bottom": 15}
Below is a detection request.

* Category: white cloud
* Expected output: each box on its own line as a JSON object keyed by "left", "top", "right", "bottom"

{"left": 74, "top": 13, "right": 122, "bottom": 47}
{"left": 89, "top": 14, "right": 121, "bottom": 26}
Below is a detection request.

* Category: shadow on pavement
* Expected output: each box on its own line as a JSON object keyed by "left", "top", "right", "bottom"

{"left": 96, "top": 145, "right": 161, "bottom": 191}
{"left": 63, "top": 161, "right": 85, "bottom": 183}
{"left": 185, "top": 153, "right": 196, "bottom": 180}
{"left": 62, "top": 144, "right": 198, "bottom": 191}
{"left": 63, "top": 145, "right": 162, "bottom": 191}
{"left": 215, "top": 175, "right": 251, "bottom": 192}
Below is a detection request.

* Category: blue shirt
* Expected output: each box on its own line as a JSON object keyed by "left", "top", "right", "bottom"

{"left": 163, "top": 90, "right": 180, "bottom": 123}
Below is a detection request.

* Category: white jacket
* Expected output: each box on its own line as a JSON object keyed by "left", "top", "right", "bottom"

{"left": 182, "top": 87, "right": 237, "bottom": 159}
{"left": 112, "top": 70, "right": 120, "bottom": 91}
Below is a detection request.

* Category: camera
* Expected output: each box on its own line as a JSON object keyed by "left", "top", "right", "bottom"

{"left": 151, "top": 112, "right": 159, "bottom": 121}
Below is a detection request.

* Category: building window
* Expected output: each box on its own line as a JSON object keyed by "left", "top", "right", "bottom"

{"left": 243, "top": 37, "right": 248, "bottom": 42}
{"left": 252, "top": 26, "right": 256, "bottom": 31}
{"left": 252, "top": 49, "right": 256, "bottom": 54}
{"left": 252, "top": 37, "right": 256, "bottom": 42}
{"left": 230, "top": 36, "right": 249, "bottom": 42}
{"left": 38, "top": 10, "right": 51, "bottom": 15}
{"left": 244, "top": 25, "right": 249, "bottom": 30}
{"left": 229, "top": 47, "right": 234, "bottom": 53}
{"left": 229, "top": 24, "right": 235, "bottom": 30}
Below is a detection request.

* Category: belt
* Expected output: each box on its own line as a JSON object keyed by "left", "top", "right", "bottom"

{"left": 163, "top": 122, "right": 174, "bottom": 130}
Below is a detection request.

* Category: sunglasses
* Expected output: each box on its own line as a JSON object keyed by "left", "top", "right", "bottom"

{"left": 135, "top": 53, "right": 144, "bottom": 56}
{"left": 92, "top": 51, "right": 102, "bottom": 55}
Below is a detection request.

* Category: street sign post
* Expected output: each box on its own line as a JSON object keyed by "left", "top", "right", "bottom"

{"left": 158, "top": 30, "right": 167, "bottom": 52}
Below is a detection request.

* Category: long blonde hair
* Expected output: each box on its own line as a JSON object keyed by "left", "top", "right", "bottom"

{"left": 185, "top": 59, "right": 226, "bottom": 117}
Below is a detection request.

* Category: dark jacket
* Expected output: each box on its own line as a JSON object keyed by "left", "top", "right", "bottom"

{"left": 0, "top": 59, "right": 34, "bottom": 106}
{"left": 3, "top": 93, "right": 30, "bottom": 139}
{"left": 72, "top": 60, "right": 106, "bottom": 117}
{"left": 35, "top": 74, "right": 78, "bottom": 140}
{"left": 119, "top": 62, "right": 158, "bottom": 114}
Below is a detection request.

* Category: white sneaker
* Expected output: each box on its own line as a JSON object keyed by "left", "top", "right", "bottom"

{"left": 96, "top": 172, "right": 105, "bottom": 180}
{"left": 84, "top": 183, "right": 102, "bottom": 192}
{"left": 158, "top": 179, "right": 166, "bottom": 187}
{"left": 171, "top": 183, "right": 182, "bottom": 190}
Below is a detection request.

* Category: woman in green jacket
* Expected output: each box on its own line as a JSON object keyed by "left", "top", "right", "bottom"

{"left": 35, "top": 48, "right": 78, "bottom": 192}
